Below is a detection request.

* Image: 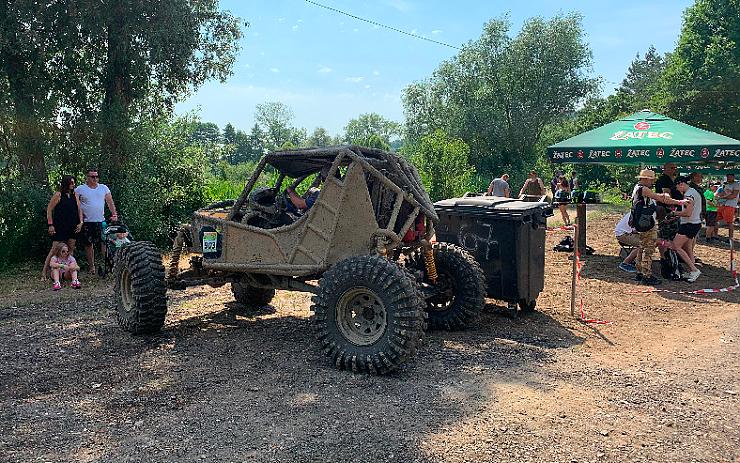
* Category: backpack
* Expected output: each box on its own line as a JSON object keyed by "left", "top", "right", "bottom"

{"left": 660, "top": 249, "right": 683, "bottom": 281}
{"left": 629, "top": 186, "right": 657, "bottom": 232}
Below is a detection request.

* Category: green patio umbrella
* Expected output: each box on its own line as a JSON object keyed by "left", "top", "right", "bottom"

{"left": 547, "top": 110, "right": 740, "bottom": 166}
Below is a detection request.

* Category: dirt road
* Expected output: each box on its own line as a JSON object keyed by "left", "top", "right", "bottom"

{"left": 1, "top": 214, "right": 738, "bottom": 462}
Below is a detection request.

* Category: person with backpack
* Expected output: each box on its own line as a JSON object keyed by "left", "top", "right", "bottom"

{"left": 671, "top": 177, "right": 703, "bottom": 282}
{"left": 631, "top": 169, "right": 688, "bottom": 286}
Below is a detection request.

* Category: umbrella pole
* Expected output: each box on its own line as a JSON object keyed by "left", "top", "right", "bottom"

{"left": 570, "top": 223, "right": 578, "bottom": 317}
{"left": 577, "top": 202, "right": 587, "bottom": 255}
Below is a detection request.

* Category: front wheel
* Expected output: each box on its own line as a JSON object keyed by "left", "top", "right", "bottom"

{"left": 416, "top": 243, "right": 486, "bottom": 331}
{"left": 113, "top": 241, "right": 168, "bottom": 334}
{"left": 312, "top": 256, "right": 425, "bottom": 374}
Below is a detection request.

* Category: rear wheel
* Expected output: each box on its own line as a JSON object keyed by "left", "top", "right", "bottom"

{"left": 312, "top": 256, "right": 425, "bottom": 374}
{"left": 415, "top": 243, "right": 486, "bottom": 330}
{"left": 231, "top": 281, "right": 275, "bottom": 307}
{"left": 114, "top": 241, "right": 167, "bottom": 334}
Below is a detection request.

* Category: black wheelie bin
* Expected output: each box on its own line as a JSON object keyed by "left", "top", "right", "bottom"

{"left": 433, "top": 195, "right": 553, "bottom": 312}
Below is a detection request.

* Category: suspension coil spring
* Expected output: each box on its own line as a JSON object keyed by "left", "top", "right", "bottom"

{"left": 424, "top": 248, "right": 438, "bottom": 284}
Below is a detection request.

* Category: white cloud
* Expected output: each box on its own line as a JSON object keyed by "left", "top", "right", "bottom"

{"left": 431, "top": 30, "right": 442, "bottom": 35}
{"left": 385, "top": 0, "right": 413, "bottom": 12}
{"left": 372, "top": 70, "right": 380, "bottom": 76}
{"left": 318, "top": 66, "right": 333, "bottom": 74}
{"left": 364, "top": 85, "right": 371, "bottom": 89}
{"left": 292, "top": 25, "right": 299, "bottom": 31}
{"left": 278, "top": 17, "right": 286, "bottom": 22}
{"left": 410, "top": 29, "right": 417, "bottom": 34}
{"left": 345, "top": 76, "right": 365, "bottom": 83}
{"left": 353, "top": 28, "right": 359, "bottom": 32}
{"left": 270, "top": 68, "right": 280, "bottom": 73}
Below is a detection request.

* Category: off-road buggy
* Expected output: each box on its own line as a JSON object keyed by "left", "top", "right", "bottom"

{"left": 113, "top": 145, "right": 486, "bottom": 374}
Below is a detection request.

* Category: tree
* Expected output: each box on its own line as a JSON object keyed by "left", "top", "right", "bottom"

{"left": 343, "top": 113, "right": 401, "bottom": 146}
{"left": 660, "top": 0, "right": 740, "bottom": 136}
{"left": 403, "top": 14, "right": 597, "bottom": 178}
{"left": 620, "top": 46, "right": 667, "bottom": 111}
{"left": 223, "top": 123, "right": 237, "bottom": 145}
{"left": 254, "top": 102, "right": 294, "bottom": 150}
{"left": 190, "top": 122, "right": 221, "bottom": 145}
{"left": 405, "top": 129, "right": 475, "bottom": 201}
{"left": 95, "top": 0, "right": 243, "bottom": 187}
{"left": 307, "top": 127, "right": 333, "bottom": 147}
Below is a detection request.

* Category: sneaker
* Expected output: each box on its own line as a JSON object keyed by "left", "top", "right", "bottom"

{"left": 634, "top": 273, "right": 644, "bottom": 282}
{"left": 52, "top": 282, "right": 61, "bottom": 291}
{"left": 619, "top": 262, "right": 637, "bottom": 273}
{"left": 71, "top": 280, "right": 81, "bottom": 289}
{"left": 685, "top": 269, "right": 701, "bottom": 282}
{"left": 642, "top": 276, "right": 661, "bottom": 286}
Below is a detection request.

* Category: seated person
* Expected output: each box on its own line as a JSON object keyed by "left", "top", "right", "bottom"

{"left": 615, "top": 212, "right": 638, "bottom": 272}
{"left": 286, "top": 165, "right": 330, "bottom": 213}
{"left": 287, "top": 186, "right": 320, "bottom": 212}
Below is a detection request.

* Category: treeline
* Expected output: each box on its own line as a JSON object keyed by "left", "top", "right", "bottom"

{"left": 402, "top": 0, "right": 739, "bottom": 199}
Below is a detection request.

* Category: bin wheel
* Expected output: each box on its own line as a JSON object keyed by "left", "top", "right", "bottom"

{"left": 518, "top": 299, "right": 537, "bottom": 313}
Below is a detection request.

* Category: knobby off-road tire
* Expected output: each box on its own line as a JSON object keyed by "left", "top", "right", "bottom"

{"left": 312, "top": 256, "right": 426, "bottom": 374}
{"left": 231, "top": 281, "right": 275, "bottom": 307}
{"left": 113, "top": 241, "right": 168, "bottom": 334}
{"left": 417, "top": 243, "right": 486, "bottom": 331}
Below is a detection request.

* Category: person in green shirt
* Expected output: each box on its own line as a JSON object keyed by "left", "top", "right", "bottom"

{"left": 704, "top": 183, "right": 719, "bottom": 241}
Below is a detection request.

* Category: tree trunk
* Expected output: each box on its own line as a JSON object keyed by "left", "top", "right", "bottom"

{"left": 1, "top": 1, "right": 47, "bottom": 186}
{"left": 99, "top": 0, "right": 132, "bottom": 189}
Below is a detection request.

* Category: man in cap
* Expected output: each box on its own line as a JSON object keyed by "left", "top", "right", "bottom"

{"left": 672, "top": 176, "right": 703, "bottom": 282}
{"left": 632, "top": 168, "right": 687, "bottom": 286}
{"left": 717, "top": 173, "right": 739, "bottom": 242}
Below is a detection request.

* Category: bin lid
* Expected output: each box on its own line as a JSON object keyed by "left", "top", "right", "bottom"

{"left": 434, "top": 196, "right": 552, "bottom": 217}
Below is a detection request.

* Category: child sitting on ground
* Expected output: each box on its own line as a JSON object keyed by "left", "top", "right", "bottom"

{"left": 49, "top": 243, "right": 81, "bottom": 290}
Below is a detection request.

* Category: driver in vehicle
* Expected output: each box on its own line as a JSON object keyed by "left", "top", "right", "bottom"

{"left": 286, "top": 165, "right": 331, "bottom": 213}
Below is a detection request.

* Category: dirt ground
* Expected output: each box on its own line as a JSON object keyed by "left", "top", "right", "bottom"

{"left": 1, "top": 211, "right": 738, "bottom": 463}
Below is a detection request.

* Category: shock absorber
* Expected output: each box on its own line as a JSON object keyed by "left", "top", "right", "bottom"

{"left": 422, "top": 242, "right": 438, "bottom": 284}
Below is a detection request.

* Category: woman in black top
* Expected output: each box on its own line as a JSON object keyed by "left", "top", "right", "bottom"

{"left": 42, "top": 176, "right": 83, "bottom": 280}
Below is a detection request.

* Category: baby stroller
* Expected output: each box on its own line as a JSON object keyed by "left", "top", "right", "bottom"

{"left": 98, "top": 220, "right": 133, "bottom": 278}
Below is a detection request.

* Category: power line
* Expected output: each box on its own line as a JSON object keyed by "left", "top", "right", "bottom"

{"left": 304, "top": 0, "right": 461, "bottom": 50}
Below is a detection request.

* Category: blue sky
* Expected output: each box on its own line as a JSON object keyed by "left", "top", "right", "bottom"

{"left": 176, "top": 0, "right": 694, "bottom": 136}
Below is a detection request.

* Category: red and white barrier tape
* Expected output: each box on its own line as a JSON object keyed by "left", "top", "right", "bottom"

{"left": 547, "top": 225, "right": 575, "bottom": 233}
{"left": 575, "top": 248, "right": 612, "bottom": 325}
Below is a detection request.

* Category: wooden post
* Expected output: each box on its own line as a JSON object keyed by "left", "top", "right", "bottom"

{"left": 570, "top": 223, "right": 578, "bottom": 317}
{"left": 577, "top": 202, "right": 587, "bottom": 255}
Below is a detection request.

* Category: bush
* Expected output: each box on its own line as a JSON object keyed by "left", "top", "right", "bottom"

{"left": 0, "top": 178, "right": 50, "bottom": 263}
{"left": 404, "top": 130, "right": 476, "bottom": 201}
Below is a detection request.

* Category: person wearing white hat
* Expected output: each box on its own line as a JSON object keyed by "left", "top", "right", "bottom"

{"left": 631, "top": 168, "right": 688, "bottom": 286}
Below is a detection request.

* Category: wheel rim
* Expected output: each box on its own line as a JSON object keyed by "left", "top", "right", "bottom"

{"left": 336, "top": 288, "right": 387, "bottom": 346}
{"left": 427, "top": 271, "right": 455, "bottom": 312}
{"left": 120, "top": 268, "right": 134, "bottom": 312}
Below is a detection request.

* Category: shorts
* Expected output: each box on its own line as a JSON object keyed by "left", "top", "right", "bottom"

{"left": 705, "top": 211, "right": 718, "bottom": 227}
{"left": 718, "top": 206, "right": 736, "bottom": 224}
{"left": 677, "top": 223, "right": 702, "bottom": 239}
{"left": 79, "top": 222, "right": 103, "bottom": 246}
{"left": 617, "top": 233, "right": 640, "bottom": 247}
{"left": 51, "top": 227, "right": 77, "bottom": 243}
